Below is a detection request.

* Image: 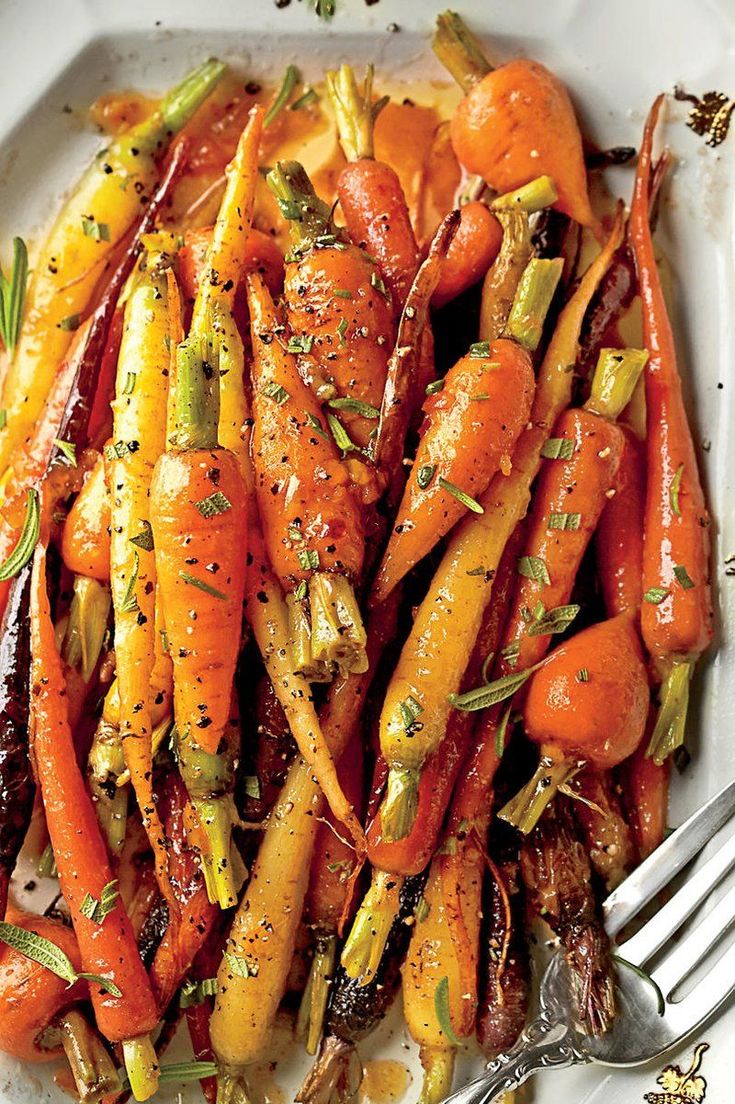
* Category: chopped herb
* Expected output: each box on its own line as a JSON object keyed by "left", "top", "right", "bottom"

{"left": 469, "top": 341, "right": 491, "bottom": 358}
{"left": 425, "top": 379, "right": 444, "bottom": 396}
{"left": 179, "top": 572, "right": 227, "bottom": 600}
{"left": 264, "top": 64, "right": 300, "bottom": 128}
{"left": 438, "top": 477, "right": 484, "bottom": 514}
{"left": 261, "top": 380, "right": 290, "bottom": 405}
{"left": 290, "top": 88, "right": 319, "bottom": 111}
{"left": 223, "top": 952, "right": 251, "bottom": 978}
{"left": 500, "top": 641, "right": 520, "bottom": 669}
{"left": 370, "top": 271, "right": 390, "bottom": 300}
{"left": 287, "top": 524, "right": 304, "bottom": 543}
{"left": 612, "top": 955, "right": 665, "bottom": 1015}
{"left": 104, "top": 439, "right": 136, "bottom": 460}
{"left": 332, "top": 288, "right": 353, "bottom": 299}
{"left": 644, "top": 587, "right": 669, "bottom": 604}
{"left": 548, "top": 511, "right": 581, "bottom": 531}
{"left": 541, "top": 437, "right": 575, "bottom": 460}
{"left": 0, "top": 410, "right": 5, "bottom": 431}
{"left": 129, "top": 521, "right": 154, "bottom": 552}
{"left": 160, "top": 628, "right": 170, "bottom": 654}
{"left": 434, "top": 976, "right": 461, "bottom": 1045}
{"left": 79, "top": 880, "right": 119, "bottom": 925}
{"left": 669, "top": 463, "right": 684, "bottom": 516}
{"left": 179, "top": 977, "right": 218, "bottom": 1008}
{"left": 121, "top": 371, "right": 137, "bottom": 395}
{"left": 58, "top": 313, "right": 81, "bottom": 332}
{"left": 81, "top": 216, "right": 110, "bottom": 242}
{"left": 398, "top": 695, "right": 423, "bottom": 732}
{"left": 495, "top": 700, "right": 513, "bottom": 758}
{"left": 305, "top": 411, "right": 329, "bottom": 439}
{"left": 576, "top": 668, "right": 589, "bottom": 682}
{"left": 328, "top": 397, "right": 380, "bottom": 419}
{"left": 416, "top": 463, "right": 436, "bottom": 490}
{"left": 449, "top": 666, "right": 535, "bottom": 712}
{"left": 286, "top": 333, "right": 314, "bottom": 355}
{"left": 297, "top": 549, "right": 320, "bottom": 571}
{"left": 336, "top": 317, "right": 348, "bottom": 346}
{"left": 326, "top": 859, "right": 353, "bottom": 883}
{"left": 517, "top": 555, "right": 551, "bottom": 586}
{"left": 0, "top": 237, "right": 28, "bottom": 357}
{"left": 294, "top": 579, "right": 308, "bottom": 601}
{"left": 53, "top": 439, "right": 77, "bottom": 467}
{"left": 0, "top": 920, "right": 121, "bottom": 997}
{"left": 526, "top": 603, "right": 580, "bottom": 637}
{"left": 312, "top": 0, "right": 336, "bottom": 18}
{"left": 243, "top": 775, "right": 261, "bottom": 800}
{"left": 673, "top": 564, "right": 695, "bottom": 589}
{"left": 195, "top": 491, "right": 232, "bottom": 518}
{"left": 120, "top": 552, "right": 140, "bottom": 613}
{"left": 0, "top": 488, "right": 40, "bottom": 582}
{"left": 327, "top": 411, "right": 359, "bottom": 454}
{"left": 415, "top": 896, "right": 430, "bottom": 922}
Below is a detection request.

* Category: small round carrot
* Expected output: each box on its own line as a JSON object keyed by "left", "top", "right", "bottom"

{"left": 595, "top": 425, "right": 646, "bottom": 619}
{"left": 372, "top": 335, "right": 535, "bottom": 604}
{"left": 431, "top": 200, "right": 503, "bottom": 308}
{"left": 60, "top": 452, "right": 111, "bottom": 582}
{"left": 629, "top": 96, "right": 713, "bottom": 764}
{"left": 326, "top": 64, "right": 420, "bottom": 310}
{"left": 267, "top": 160, "right": 395, "bottom": 450}
{"left": 433, "top": 11, "right": 599, "bottom": 234}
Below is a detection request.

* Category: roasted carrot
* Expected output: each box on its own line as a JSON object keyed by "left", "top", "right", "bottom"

{"left": 268, "top": 160, "right": 395, "bottom": 451}
{"left": 60, "top": 451, "right": 111, "bottom": 581}
{"left": 248, "top": 273, "right": 368, "bottom": 681}
{"left": 239, "top": 675, "right": 295, "bottom": 821}
{"left": 326, "top": 64, "right": 420, "bottom": 310}
{"left": 621, "top": 726, "right": 670, "bottom": 860}
{"left": 30, "top": 541, "right": 160, "bottom": 1099}
{"left": 433, "top": 11, "right": 599, "bottom": 234}
{"left": 0, "top": 59, "right": 225, "bottom": 478}
{"left": 177, "top": 224, "right": 284, "bottom": 312}
{"left": 371, "top": 334, "right": 535, "bottom": 604}
{"left": 630, "top": 97, "right": 713, "bottom": 763}
{"left": 565, "top": 768, "right": 634, "bottom": 890}
{"left": 478, "top": 208, "right": 533, "bottom": 344}
{"left": 596, "top": 425, "right": 646, "bottom": 619}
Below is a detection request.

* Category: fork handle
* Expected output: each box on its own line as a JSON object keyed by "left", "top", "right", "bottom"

{"left": 442, "top": 1012, "right": 587, "bottom": 1104}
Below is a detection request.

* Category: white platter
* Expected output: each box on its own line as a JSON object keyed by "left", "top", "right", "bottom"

{"left": 1, "top": 1, "right": 735, "bottom": 1102}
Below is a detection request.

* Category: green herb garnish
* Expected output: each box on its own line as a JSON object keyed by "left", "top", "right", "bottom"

{"left": 669, "top": 463, "right": 684, "bottom": 517}
{"left": 179, "top": 572, "right": 227, "bottom": 600}
{"left": 644, "top": 587, "right": 669, "bottom": 604}
{"left": 0, "top": 237, "right": 28, "bottom": 357}
{"left": 548, "top": 511, "right": 581, "bottom": 531}
{"left": 0, "top": 920, "right": 121, "bottom": 996}
{"left": 417, "top": 463, "right": 436, "bottom": 490}
{"left": 673, "top": 564, "right": 695, "bottom": 589}
{"left": 541, "top": 437, "right": 574, "bottom": 461}
{"left": 53, "top": 439, "right": 77, "bottom": 467}
{"left": 526, "top": 603, "right": 580, "bottom": 637}
{"left": 264, "top": 65, "right": 301, "bottom": 128}
{"left": 79, "top": 879, "right": 119, "bottom": 925}
{"left": 434, "top": 976, "right": 461, "bottom": 1044}
{"left": 297, "top": 549, "right": 320, "bottom": 571}
{"left": 195, "top": 491, "right": 232, "bottom": 518}
{"left": 328, "top": 397, "right": 380, "bottom": 419}
{"left": 438, "top": 477, "right": 484, "bottom": 514}
{"left": 517, "top": 555, "right": 551, "bottom": 586}
{"left": 261, "top": 381, "right": 290, "bottom": 405}
{"left": 81, "top": 217, "right": 110, "bottom": 242}
{"left": 0, "top": 488, "right": 40, "bottom": 582}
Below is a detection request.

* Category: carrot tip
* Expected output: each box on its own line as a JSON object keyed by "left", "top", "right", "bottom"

{"left": 418, "top": 1046, "right": 456, "bottom": 1104}
{"left": 497, "top": 755, "right": 583, "bottom": 834}
{"left": 379, "top": 766, "right": 420, "bottom": 842}
{"left": 122, "top": 1034, "right": 160, "bottom": 1102}
{"left": 296, "top": 932, "right": 338, "bottom": 1056}
{"left": 340, "top": 870, "right": 404, "bottom": 984}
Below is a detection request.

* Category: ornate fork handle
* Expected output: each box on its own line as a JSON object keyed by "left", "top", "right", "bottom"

{"left": 443, "top": 1007, "right": 589, "bottom": 1104}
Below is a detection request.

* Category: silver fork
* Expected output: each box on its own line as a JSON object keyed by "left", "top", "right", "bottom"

{"left": 442, "top": 778, "right": 735, "bottom": 1104}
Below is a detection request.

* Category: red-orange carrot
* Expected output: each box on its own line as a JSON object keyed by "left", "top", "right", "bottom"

{"left": 630, "top": 96, "right": 713, "bottom": 763}
{"left": 620, "top": 712, "right": 670, "bottom": 860}
{"left": 432, "top": 200, "right": 503, "bottom": 308}
{"left": 596, "top": 425, "right": 646, "bottom": 619}
{"left": 177, "top": 225, "right": 284, "bottom": 314}
{"left": 60, "top": 451, "right": 111, "bottom": 582}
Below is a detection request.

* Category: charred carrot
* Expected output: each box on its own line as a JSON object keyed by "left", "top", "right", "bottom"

{"left": 433, "top": 11, "right": 599, "bottom": 234}
{"left": 630, "top": 97, "right": 713, "bottom": 763}
{"left": 248, "top": 273, "right": 368, "bottom": 680}
{"left": 0, "top": 59, "right": 225, "bottom": 478}
{"left": 478, "top": 208, "right": 533, "bottom": 344}
{"left": 60, "top": 452, "right": 111, "bottom": 582}
{"left": 499, "top": 614, "right": 650, "bottom": 832}
{"left": 30, "top": 542, "right": 160, "bottom": 1099}
{"left": 267, "top": 159, "right": 395, "bottom": 451}
{"left": 326, "top": 64, "right": 420, "bottom": 310}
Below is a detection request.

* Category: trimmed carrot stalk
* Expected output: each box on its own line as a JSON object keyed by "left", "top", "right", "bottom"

{"left": 0, "top": 59, "right": 226, "bottom": 478}
{"left": 371, "top": 334, "right": 535, "bottom": 604}
{"left": 109, "top": 243, "right": 177, "bottom": 914}
{"left": 565, "top": 768, "right": 634, "bottom": 891}
{"left": 268, "top": 160, "right": 395, "bottom": 450}
{"left": 377, "top": 259, "right": 562, "bottom": 842}
{"left": 499, "top": 614, "right": 650, "bottom": 833}
{"left": 29, "top": 543, "right": 160, "bottom": 1098}
{"left": 596, "top": 425, "right": 646, "bottom": 619}
{"left": 326, "top": 64, "right": 420, "bottom": 310}
{"left": 433, "top": 11, "right": 599, "bottom": 234}
{"left": 61, "top": 453, "right": 111, "bottom": 582}
{"left": 630, "top": 97, "right": 713, "bottom": 764}
{"left": 248, "top": 273, "right": 368, "bottom": 680}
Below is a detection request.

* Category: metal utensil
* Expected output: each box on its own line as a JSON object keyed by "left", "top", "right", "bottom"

{"left": 442, "top": 778, "right": 735, "bottom": 1104}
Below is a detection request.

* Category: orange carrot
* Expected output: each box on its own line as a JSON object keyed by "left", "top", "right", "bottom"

{"left": 595, "top": 425, "right": 646, "bottom": 619}
{"left": 621, "top": 729, "right": 670, "bottom": 860}
{"left": 177, "top": 225, "right": 284, "bottom": 311}
{"left": 432, "top": 200, "right": 503, "bottom": 307}
{"left": 60, "top": 451, "right": 111, "bottom": 582}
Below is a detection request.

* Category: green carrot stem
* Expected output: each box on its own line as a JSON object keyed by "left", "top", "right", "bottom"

{"left": 36, "top": 842, "right": 58, "bottom": 879}
{"left": 266, "top": 161, "right": 339, "bottom": 250}
{"left": 131, "top": 59, "right": 226, "bottom": 153}
{"left": 296, "top": 932, "right": 338, "bottom": 1055}
{"left": 193, "top": 796, "right": 238, "bottom": 910}
{"left": 480, "top": 209, "right": 533, "bottom": 343}
{"left": 325, "top": 64, "right": 389, "bottom": 162}
{"left": 309, "top": 572, "right": 368, "bottom": 676}
{"left": 287, "top": 593, "right": 334, "bottom": 683}
{"left": 497, "top": 755, "right": 584, "bottom": 833}
{"left": 493, "top": 175, "right": 559, "bottom": 214}
{"left": 264, "top": 64, "right": 300, "bottom": 128}
{"left": 418, "top": 1046, "right": 456, "bottom": 1104}
{"left": 379, "top": 766, "right": 420, "bottom": 842}
{"left": 646, "top": 658, "right": 694, "bottom": 764}
{"left": 504, "top": 258, "right": 564, "bottom": 352}
{"left": 58, "top": 1009, "right": 122, "bottom": 1104}
{"left": 432, "top": 11, "right": 492, "bottom": 92}
{"left": 87, "top": 718, "right": 128, "bottom": 855}
{"left": 174, "top": 332, "right": 220, "bottom": 451}
{"left": 216, "top": 1068, "right": 252, "bottom": 1104}
{"left": 585, "top": 347, "right": 649, "bottom": 422}
{"left": 341, "top": 870, "right": 404, "bottom": 983}
{"left": 122, "top": 1034, "right": 159, "bottom": 1102}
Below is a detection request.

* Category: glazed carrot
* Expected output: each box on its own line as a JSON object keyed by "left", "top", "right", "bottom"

{"left": 500, "top": 614, "right": 649, "bottom": 832}
{"left": 151, "top": 110, "right": 260, "bottom": 909}
{"left": 30, "top": 542, "right": 160, "bottom": 1099}
{"left": 621, "top": 727, "right": 670, "bottom": 859}
{"left": 61, "top": 452, "right": 111, "bottom": 582}
{"left": 596, "top": 425, "right": 646, "bottom": 619}
{"left": 478, "top": 208, "right": 533, "bottom": 344}
{"left": 177, "top": 224, "right": 284, "bottom": 310}
{"left": 326, "top": 64, "right": 420, "bottom": 309}
{"left": 629, "top": 96, "right": 713, "bottom": 763}
{"left": 268, "top": 160, "right": 395, "bottom": 451}
{"left": 565, "top": 768, "right": 634, "bottom": 890}
{"left": 0, "top": 60, "right": 225, "bottom": 478}
{"left": 371, "top": 334, "right": 535, "bottom": 604}
{"left": 248, "top": 273, "right": 368, "bottom": 680}
{"left": 433, "top": 11, "right": 599, "bottom": 234}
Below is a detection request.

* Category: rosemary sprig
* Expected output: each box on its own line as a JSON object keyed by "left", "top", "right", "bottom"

{"left": 0, "top": 237, "right": 28, "bottom": 358}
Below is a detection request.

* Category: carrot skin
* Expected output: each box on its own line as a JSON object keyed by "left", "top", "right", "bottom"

{"left": 596, "top": 426, "right": 646, "bottom": 619}
{"left": 630, "top": 96, "right": 712, "bottom": 662}
{"left": 337, "top": 159, "right": 421, "bottom": 309}
{"left": 431, "top": 200, "right": 503, "bottom": 308}
{"left": 567, "top": 768, "right": 633, "bottom": 890}
{"left": 61, "top": 451, "right": 111, "bottom": 582}
{"left": 30, "top": 544, "right": 159, "bottom": 1043}
{"left": 620, "top": 722, "right": 670, "bottom": 860}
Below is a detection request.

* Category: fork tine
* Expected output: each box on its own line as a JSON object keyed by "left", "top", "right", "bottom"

{"left": 652, "top": 879, "right": 735, "bottom": 996}
{"left": 615, "top": 826, "right": 735, "bottom": 967}
{"left": 603, "top": 778, "right": 735, "bottom": 936}
{"left": 666, "top": 928, "right": 735, "bottom": 1037}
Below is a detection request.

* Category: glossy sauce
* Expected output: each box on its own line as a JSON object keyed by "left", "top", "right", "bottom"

{"left": 359, "top": 1059, "right": 412, "bottom": 1104}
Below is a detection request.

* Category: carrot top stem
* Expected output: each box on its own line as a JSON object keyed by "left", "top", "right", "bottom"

{"left": 122, "top": 1034, "right": 159, "bottom": 1102}
{"left": 432, "top": 10, "right": 493, "bottom": 92}
{"left": 131, "top": 59, "right": 226, "bottom": 155}
{"left": 309, "top": 571, "right": 368, "bottom": 676}
{"left": 296, "top": 932, "right": 338, "bottom": 1056}
{"left": 418, "top": 1047, "right": 455, "bottom": 1104}
{"left": 266, "top": 160, "right": 339, "bottom": 250}
{"left": 287, "top": 593, "right": 334, "bottom": 683}
{"left": 58, "top": 1008, "right": 122, "bottom": 1104}
{"left": 503, "top": 257, "right": 564, "bottom": 352}
{"left": 340, "top": 870, "right": 405, "bottom": 983}
{"left": 585, "top": 347, "right": 649, "bottom": 422}
{"left": 174, "top": 332, "right": 220, "bottom": 451}
{"left": 493, "top": 174, "right": 559, "bottom": 214}
{"left": 646, "top": 659, "right": 694, "bottom": 764}
{"left": 325, "top": 64, "right": 389, "bottom": 162}
{"left": 379, "top": 767, "right": 419, "bottom": 842}
{"left": 497, "top": 755, "right": 584, "bottom": 834}
{"left": 479, "top": 208, "right": 532, "bottom": 343}
{"left": 87, "top": 718, "right": 128, "bottom": 855}
{"left": 216, "top": 1069, "right": 252, "bottom": 1104}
